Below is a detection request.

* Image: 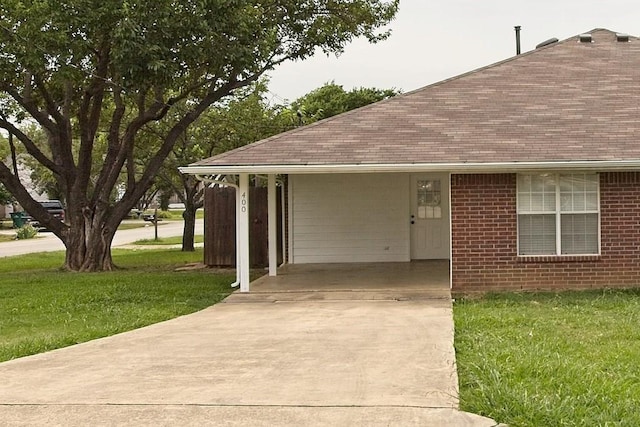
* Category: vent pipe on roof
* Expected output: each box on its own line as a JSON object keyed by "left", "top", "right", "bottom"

{"left": 514, "top": 26, "right": 522, "bottom": 55}
{"left": 579, "top": 33, "right": 593, "bottom": 43}
{"left": 535, "top": 38, "right": 559, "bottom": 49}
{"left": 617, "top": 33, "right": 630, "bottom": 42}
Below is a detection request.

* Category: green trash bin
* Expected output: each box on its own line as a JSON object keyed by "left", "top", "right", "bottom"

{"left": 10, "top": 212, "right": 27, "bottom": 228}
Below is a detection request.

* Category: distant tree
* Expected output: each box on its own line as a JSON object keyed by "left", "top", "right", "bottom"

{"left": 291, "top": 81, "right": 399, "bottom": 124}
{"left": 157, "top": 80, "right": 399, "bottom": 251}
{"left": 0, "top": 0, "right": 399, "bottom": 271}
{"left": 156, "top": 82, "right": 288, "bottom": 251}
{"left": 0, "top": 183, "right": 12, "bottom": 205}
{"left": 0, "top": 135, "right": 15, "bottom": 205}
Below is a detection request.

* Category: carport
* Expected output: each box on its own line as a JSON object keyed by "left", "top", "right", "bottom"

{"left": 224, "top": 260, "right": 451, "bottom": 302}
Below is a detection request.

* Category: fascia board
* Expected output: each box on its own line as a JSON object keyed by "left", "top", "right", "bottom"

{"left": 180, "top": 160, "right": 640, "bottom": 176}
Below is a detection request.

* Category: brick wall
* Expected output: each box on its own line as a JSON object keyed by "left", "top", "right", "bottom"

{"left": 451, "top": 172, "right": 640, "bottom": 292}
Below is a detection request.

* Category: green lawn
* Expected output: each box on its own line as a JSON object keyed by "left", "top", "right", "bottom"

{"left": 117, "top": 222, "right": 151, "bottom": 230}
{"left": 0, "top": 222, "right": 145, "bottom": 234}
{"left": 133, "top": 235, "right": 204, "bottom": 245}
{"left": 138, "top": 209, "right": 204, "bottom": 221}
{"left": 0, "top": 234, "right": 14, "bottom": 242}
{"left": 454, "top": 289, "right": 640, "bottom": 426}
{"left": 0, "top": 248, "right": 235, "bottom": 362}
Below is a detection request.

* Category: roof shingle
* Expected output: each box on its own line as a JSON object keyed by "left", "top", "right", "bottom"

{"left": 192, "top": 29, "right": 640, "bottom": 168}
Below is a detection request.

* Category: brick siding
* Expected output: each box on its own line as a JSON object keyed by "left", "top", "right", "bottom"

{"left": 451, "top": 172, "right": 640, "bottom": 292}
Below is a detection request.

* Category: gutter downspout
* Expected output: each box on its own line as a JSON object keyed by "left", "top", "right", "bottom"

{"left": 196, "top": 174, "right": 241, "bottom": 288}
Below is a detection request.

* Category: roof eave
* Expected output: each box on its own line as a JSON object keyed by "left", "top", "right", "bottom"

{"left": 180, "top": 160, "right": 640, "bottom": 176}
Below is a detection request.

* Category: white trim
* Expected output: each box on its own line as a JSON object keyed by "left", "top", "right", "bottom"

{"left": 238, "top": 174, "right": 250, "bottom": 292}
{"left": 267, "top": 174, "right": 277, "bottom": 276}
{"left": 281, "top": 178, "right": 286, "bottom": 266}
{"left": 196, "top": 174, "right": 241, "bottom": 287}
{"left": 195, "top": 175, "right": 238, "bottom": 188}
{"left": 555, "top": 180, "right": 562, "bottom": 255}
{"left": 180, "top": 160, "right": 640, "bottom": 176}
{"left": 287, "top": 176, "right": 294, "bottom": 264}
{"left": 448, "top": 172, "right": 453, "bottom": 290}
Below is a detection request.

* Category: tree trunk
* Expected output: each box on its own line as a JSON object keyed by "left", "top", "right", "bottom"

{"left": 182, "top": 206, "right": 196, "bottom": 252}
{"left": 63, "top": 212, "right": 118, "bottom": 271}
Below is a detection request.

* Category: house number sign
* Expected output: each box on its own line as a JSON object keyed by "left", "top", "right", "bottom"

{"left": 241, "top": 192, "right": 247, "bottom": 213}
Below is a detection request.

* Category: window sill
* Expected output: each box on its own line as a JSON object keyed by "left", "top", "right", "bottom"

{"left": 517, "top": 254, "right": 600, "bottom": 263}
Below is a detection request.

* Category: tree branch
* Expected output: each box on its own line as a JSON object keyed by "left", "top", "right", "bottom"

{"left": 1, "top": 84, "right": 58, "bottom": 136}
{"left": 91, "top": 86, "right": 126, "bottom": 205}
{"left": 32, "top": 74, "right": 67, "bottom": 128}
{"left": 0, "top": 115, "right": 61, "bottom": 174}
{"left": 76, "top": 43, "right": 111, "bottom": 198}
{"left": 0, "top": 161, "right": 67, "bottom": 238}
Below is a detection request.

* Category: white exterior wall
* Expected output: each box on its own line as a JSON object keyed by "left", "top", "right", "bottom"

{"left": 290, "top": 173, "right": 410, "bottom": 263}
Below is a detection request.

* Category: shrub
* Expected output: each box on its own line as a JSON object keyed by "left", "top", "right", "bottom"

{"left": 15, "top": 224, "right": 38, "bottom": 240}
{"left": 156, "top": 210, "right": 176, "bottom": 219}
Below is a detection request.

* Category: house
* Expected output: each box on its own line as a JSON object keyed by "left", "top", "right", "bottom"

{"left": 181, "top": 29, "right": 640, "bottom": 292}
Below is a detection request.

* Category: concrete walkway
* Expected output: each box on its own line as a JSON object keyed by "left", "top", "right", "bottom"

{"left": 0, "top": 291, "right": 500, "bottom": 426}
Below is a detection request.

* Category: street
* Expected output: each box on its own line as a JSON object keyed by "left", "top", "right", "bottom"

{"left": 0, "top": 219, "right": 204, "bottom": 258}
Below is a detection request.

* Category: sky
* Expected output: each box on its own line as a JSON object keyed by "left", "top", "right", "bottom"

{"left": 266, "top": 0, "right": 640, "bottom": 102}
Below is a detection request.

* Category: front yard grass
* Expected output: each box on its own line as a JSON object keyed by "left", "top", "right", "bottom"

{"left": 117, "top": 222, "right": 154, "bottom": 230}
{"left": 454, "top": 289, "right": 640, "bottom": 426}
{"left": 0, "top": 234, "right": 14, "bottom": 242}
{"left": 133, "top": 235, "right": 204, "bottom": 246}
{"left": 0, "top": 248, "right": 234, "bottom": 362}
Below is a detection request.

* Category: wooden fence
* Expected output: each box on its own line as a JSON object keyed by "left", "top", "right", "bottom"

{"left": 204, "top": 186, "right": 283, "bottom": 267}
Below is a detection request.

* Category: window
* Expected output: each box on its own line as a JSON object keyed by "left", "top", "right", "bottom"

{"left": 417, "top": 180, "right": 442, "bottom": 219}
{"left": 517, "top": 173, "right": 599, "bottom": 255}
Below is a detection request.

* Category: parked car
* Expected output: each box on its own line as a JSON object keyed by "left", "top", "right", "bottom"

{"left": 29, "top": 200, "right": 66, "bottom": 229}
{"left": 142, "top": 213, "right": 162, "bottom": 222}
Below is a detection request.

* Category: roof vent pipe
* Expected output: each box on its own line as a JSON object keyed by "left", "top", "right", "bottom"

{"left": 617, "top": 33, "right": 630, "bottom": 42}
{"left": 579, "top": 33, "right": 593, "bottom": 43}
{"left": 515, "top": 26, "right": 522, "bottom": 55}
{"left": 535, "top": 38, "right": 559, "bottom": 49}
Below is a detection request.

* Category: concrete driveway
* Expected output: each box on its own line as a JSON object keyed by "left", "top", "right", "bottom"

{"left": 0, "top": 295, "right": 500, "bottom": 426}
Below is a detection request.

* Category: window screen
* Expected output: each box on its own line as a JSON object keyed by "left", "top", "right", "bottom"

{"left": 518, "top": 173, "right": 599, "bottom": 256}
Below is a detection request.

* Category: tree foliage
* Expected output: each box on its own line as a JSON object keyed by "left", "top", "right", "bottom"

{"left": 0, "top": 135, "right": 13, "bottom": 205}
{"left": 0, "top": 0, "right": 398, "bottom": 270}
{"left": 156, "top": 81, "right": 290, "bottom": 251}
{"left": 0, "top": 183, "right": 11, "bottom": 205}
{"left": 291, "top": 81, "right": 399, "bottom": 123}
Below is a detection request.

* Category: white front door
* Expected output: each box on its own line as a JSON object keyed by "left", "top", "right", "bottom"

{"left": 410, "top": 174, "right": 450, "bottom": 259}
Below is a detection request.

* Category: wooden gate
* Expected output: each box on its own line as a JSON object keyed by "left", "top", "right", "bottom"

{"left": 204, "top": 186, "right": 282, "bottom": 267}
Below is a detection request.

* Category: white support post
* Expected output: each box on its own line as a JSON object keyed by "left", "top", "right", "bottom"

{"left": 268, "top": 174, "right": 277, "bottom": 276}
{"left": 287, "top": 176, "right": 294, "bottom": 264}
{"left": 238, "top": 174, "right": 250, "bottom": 292}
{"left": 234, "top": 180, "right": 241, "bottom": 288}
{"left": 281, "top": 177, "right": 286, "bottom": 266}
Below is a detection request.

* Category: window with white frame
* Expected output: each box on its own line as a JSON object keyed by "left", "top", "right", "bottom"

{"left": 517, "top": 173, "right": 599, "bottom": 256}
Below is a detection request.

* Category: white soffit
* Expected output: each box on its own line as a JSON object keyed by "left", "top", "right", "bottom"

{"left": 180, "top": 160, "right": 640, "bottom": 176}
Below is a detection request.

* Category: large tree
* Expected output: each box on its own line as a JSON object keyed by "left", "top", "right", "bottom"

{"left": 0, "top": 0, "right": 398, "bottom": 271}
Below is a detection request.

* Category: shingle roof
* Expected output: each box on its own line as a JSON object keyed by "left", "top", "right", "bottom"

{"left": 192, "top": 29, "right": 640, "bottom": 169}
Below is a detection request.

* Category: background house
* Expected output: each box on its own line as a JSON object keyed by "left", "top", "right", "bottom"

{"left": 183, "top": 29, "right": 640, "bottom": 292}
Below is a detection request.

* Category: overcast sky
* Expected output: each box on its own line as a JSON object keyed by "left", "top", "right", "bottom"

{"left": 266, "top": 0, "right": 640, "bottom": 102}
